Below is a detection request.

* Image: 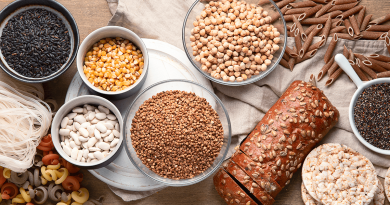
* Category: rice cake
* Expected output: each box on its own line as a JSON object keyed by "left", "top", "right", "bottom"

{"left": 370, "top": 180, "right": 384, "bottom": 205}
{"left": 302, "top": 143, "right": 378, "bottom": 205}
{"left": 301, "top": 182, "right": 321, "bottom": 205}
{"left": 384, "top": 167, "right": 390, "bottom": 203}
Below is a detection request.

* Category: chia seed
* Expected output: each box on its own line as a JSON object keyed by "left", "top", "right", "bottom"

{"left": 354, "top": 83, "right": 390, "bottom": 150}
{"left": 0, "top": 8, "right": 71, "bottom": 78}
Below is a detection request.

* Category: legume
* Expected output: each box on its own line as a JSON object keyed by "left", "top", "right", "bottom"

{"left": 354, "top": 83, "right": 390, "bottom": 150}
{"left": 130, "top": 90, "right": 224, "bottom": 179}
{"left": 83, "top": 37, "right": 144, "bottom": 92}
{"left": 190, "top": 0, "right": 280, "bottom": 82}
{"left": 0, "top": 8, "right": 71, "bottom": 78}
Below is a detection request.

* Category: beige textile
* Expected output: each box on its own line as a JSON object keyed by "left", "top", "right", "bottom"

{"left": 106, "top": 0, "right": 390, "bottom": 201}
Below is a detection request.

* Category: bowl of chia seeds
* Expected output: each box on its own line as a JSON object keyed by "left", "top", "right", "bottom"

{"left": 336, "top": 54, "right": 390, "bottom": 155}
{"left": 0, "top": 0, "right": 79, "bottom": 83}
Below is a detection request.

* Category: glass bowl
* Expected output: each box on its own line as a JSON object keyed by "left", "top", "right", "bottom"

{"left": 123, "top": 79, "right": 231, "bottom": 186}
{"left": 182, "top": 0, "right": 287, "bottom": 86}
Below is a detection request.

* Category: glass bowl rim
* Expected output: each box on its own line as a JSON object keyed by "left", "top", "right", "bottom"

{"left": 123, "top": 79, "right": 232, "bottom": 186}
{"left": 181, "top": 0, "right": 288, "bottom": 86}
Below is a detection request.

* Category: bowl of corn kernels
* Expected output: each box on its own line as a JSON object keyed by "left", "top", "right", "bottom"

{"left": 77, "top": 26, "right": 148, "bottom": 99}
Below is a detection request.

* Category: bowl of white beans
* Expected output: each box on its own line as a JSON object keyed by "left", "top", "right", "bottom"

{"left": 182, "top": 0, "right": 287, "bottom": 86}
{"left": 51, "top": 95, "right": 123, "bottom": 169}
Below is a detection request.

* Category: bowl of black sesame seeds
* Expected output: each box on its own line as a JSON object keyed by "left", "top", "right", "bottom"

{"left": 336, "top": 54, "right": 390, "bottom": 155}
{"left": 0, "top": 0, "right": 79, "bottom": 83}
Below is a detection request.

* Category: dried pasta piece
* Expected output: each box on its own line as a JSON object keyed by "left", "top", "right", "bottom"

{"left": 328, "top": 2, "right": 359, "bottom": 12}
{"left": 283, "top": 53, "right": 290, "bottom": 62}
{"left": 356, "top": 6, "right": 366, "bottom": 29}
{"left": 349, "top": 15, "right": 360, "bottom": 36}
{"left": 368, "top": 54, "right": 390, "bottom": 62}
{"left": 293, "top": 15, "right": 306, "bottom": 41}
{"left": 299, "top": 24, "right": 323, "bottom": 58}
{"left": 325, "top": 68, "right": 343, "bottom": 86}
{"left": 319, "top": 10, "right": 343, "bottom": 19}
{"left": 378, "top": 71, "right": 390, "bottom": 78}
{"left": 361, "top": 14, "right": 373, "bottom": 31}
{"left": 328, "top": 60, "right": 340, "bottom": 76}
{"left": 258, "top": 0, "right": 272, "bottom": 5}
{"left": 357, "top": 58, "right": 378, "bottom": 79}
{"left": 368, "top": 57, "right": 390, "bottom": 71}
{"left": 304, "top": 24, "right": 317, "bottom": 36}
{"left": 344, "top": 18, "right": 354, "bottom": 36}
{"left": 276, "top": 0, "right": 295, "bottom": 9}
{"left": 285, "top": 46, "right": 298, "bottom": 58}
{"left": 321, "top": 16, "right": 332, "bottom": 40}
{"left": 336, "top": 5, "right": 364, "bottom": 20}
{"left": 296, "top": 49, "right": 318, "bottom": 63}
{"left": 288, "top": 57, "right": 296, "bottom": 71}
{"left": 362, "top": 59, "right": 387, "bottom": 72}
{"left": 280, "top": 58, "right": 290, "bottom": 69}
{"left": 324, "top": 33, "right": 338, "bottom": 63}
{"left": 333, "top": 0, "right": 358, "bottom": 5}
{"left": 366, "top": 25, "right": 390, "bottom": 32}
{"left": 298, "top": 4, "right": 323, "bottom": 21}
{"left": 386, "top": 36, "right": 390, "bottom": 56}
{"left": 359, "top": 31, "right": 386, "bottom": 39}
{"left": 285, "top": 8, "right": 310, "bottom": 15}
{"left": 308, "top": 39, "right": 326, "bottom": 51}
{"left": 284, "top": 14, "right": 299, "bottom": 22}
{"left": 295, "top": 30, "right": 303, "bottom": 52}
{"left": 315, "top": 1, "right": 333, "bottom": 18}
{"left": 351, "top": 61, "right": 369, "bottom": 81}
{"left": 317, "top": 56, "right": 334, "bottom": 81}
{"left": 330, "top": 26, "right": 346, "bottom": 34}
{"left": 369, "top": 14, "right": 390, "bottom": 25}
{"left": 289, "top": 1, "right": 317, "bottom": 8}
{"left": 312, "top": 0, "right": 328, "bottom": 3}
{"left": 336, "top": 33, "right": 354, "bottom": 40}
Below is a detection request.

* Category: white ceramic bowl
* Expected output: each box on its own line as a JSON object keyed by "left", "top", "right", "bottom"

{"left": 76, "top": 26, "right": 149, "bottom": 100}
{"left": 51, "top": 95, "right": 124, "bottom": 169}
{"left": 335, "top": 54, "right": 390, "bottom": 155}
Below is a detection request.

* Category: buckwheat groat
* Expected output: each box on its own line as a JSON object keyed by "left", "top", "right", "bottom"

{"left": 303, "top": 143, "right": 378, "bottom": 205}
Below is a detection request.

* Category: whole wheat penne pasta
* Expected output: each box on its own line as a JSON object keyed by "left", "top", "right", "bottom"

{"left": 369, "top": 14, "right": 390, "bottom": 25}
{"left": 317, "top": 56, "right": 334, "bottom": 81}
{"left": 298, "top": 4, "right": 323, "bottom": 21}
{"left": 377, "top": 71, "right": 390, "bottom": 78}
{"left": 290, "top": 1, "right": 317, "bottom": 8}
{"left": 357, "top": 59, "right": 377, "bottom": 79}
{"left": 308, "top": 39, "right": 326, "bottom": 51}
{"left": 379, "top": 32, "right": 388, "bottom": 40}
{"left": 360, "top": 14, "right": 372, "bottom": 31}
{"left": 292, "top": 15, "right": 307, "bottom": 41}
{"left": 276, "top": 0, "right": 295, "bottom": 9}
{"left": 344, "top": 18, "right": 354, "bottom": 36}
{"left": 299, "top": 24, "right": 323, "bottom": 58}
{"left": 304, "top": 24, "right": 317, "bottom": 36}
{"left": 351, "top": 62, "right": 369, "bottom": 81}
{"left": 301, "top": 18, "right": 329, "bottom": 25}
{"left": 348, "top": 49, "right": 354, "bottom": 61}
{"left": 336, "top": 33, "right": 354, "bottom": 40}
{"left": 362, "top": 59, "right": 387, "bottom": 72}
{"left": 285, "top": 8, "right": 311, "bottom": 15}
{"left": 386, "top": 36, "right": 390, "bottom": 56}
{"left": 328, "top": 2, "right": 359, "bottom": 12}
{"left": 356, "top": 7, "right": 366, "bottom": 29}
{"left": 343, "top": 45, "right": 349, "bottom": 57}
{"left": 270, "top": 5, "right": 289, "bottom": 23}
{"left": 295, "top": 30, "right": 303, "bottom": 53}
{"left": 360, "top": 31, "right": 383, "bottom": 40}
{"left": 280, "top": 57, "right": 290, "bottom": 68}
{"left": 258, "top": 0, "right": 272, "bottom": 5}
{"left": 368, "top": 54, "right": 390, "bottom": 62}
{"left": 328, "top": 61, "right": 340, "bottom": 76}
{"left": 324, "top": 33, "right": 338, "bottom": 63}
{"left": 283, "top": 53, "right": 291, "bottom": 62}
{"left": 319, "top": 10, "right": 343, "bottom": 19}
{"left": 321, "top": 16, "right": 332, "bottom": 40}
{"left": 290, "top": 23, "right": 296, "bottom": 32}
{"left": 296, "top": 49, "right": 318, "bottom": 63}
{"left": 283, "top": 14, "right": 300, "bottom": 22}
{"left": 349, "top": 15, "right": 360, "bottom": 36}
{"left": 354, "top": 53, "right": 367, "bottom": 62}
{"left": 312, "top": 0, "right": 328, "bottom": 3}
{"left": 366, "top": 25, "right": 390, "bottom": 32}
{"left": 333, "top": 0, "right": 358, "bottom": 5}
{"left": 315, "top": 1, "right": 333, "bottom": 18}
{"left": 285, "top": 46, "right": 298, "bottom": 58}
{"left": 336, "top": 5, "right": 364, "bottom": 20}
{"left": 330, "top": 26, "right": 346, "bottom": 34}
{"left": 288, "top": 31, "right": 295, "bottom": 37}
{"left": 331, "top": 19, "right": 343, "bottom": 27}
{"left": 326, "top": 68, "right": 343, "bottom": 86}
{"left": 368, "top": 57, "right": 390, "bottom": 71}
{"left": 288, "top": 56, "right": 296, "bottom": 71}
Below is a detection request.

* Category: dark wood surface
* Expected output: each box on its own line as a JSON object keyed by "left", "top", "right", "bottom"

{"left": 0, "top": 0, "right": 389, "bottom": 204}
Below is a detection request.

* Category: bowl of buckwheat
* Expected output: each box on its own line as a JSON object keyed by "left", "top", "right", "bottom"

{"left": 182, "top": 0, "right": 287, "bottom": 86}
{"left": 77, "top": 26, "right": 148, "bottom": 100}
{"left": 123, "top": 79, "right": 231, "bottom": 186}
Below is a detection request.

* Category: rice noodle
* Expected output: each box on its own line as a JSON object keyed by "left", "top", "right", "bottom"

{"left": 0, "top": 76, "right": 51, "bottom": 172}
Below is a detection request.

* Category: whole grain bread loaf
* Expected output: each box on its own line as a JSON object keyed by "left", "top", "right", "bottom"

{"left": 213, "top": 81, "right": 339, "bottom": 205}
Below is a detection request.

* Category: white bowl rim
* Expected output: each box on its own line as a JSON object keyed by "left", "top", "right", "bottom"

{"left": 51, "top": 95, "right": 124, "bottom": 167}
{"left": 349, "top": 78, "right": 390, "bottom": 155}
{"left": 76, "top": 26, "right": 149, "bottom": 95}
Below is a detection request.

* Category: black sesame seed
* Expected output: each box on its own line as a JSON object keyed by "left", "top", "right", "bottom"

{"left": 0, "top": 8, "right": 71, "bottom": 78}
{"left": 354, "top": 83, "right": 390, "bottom": 150}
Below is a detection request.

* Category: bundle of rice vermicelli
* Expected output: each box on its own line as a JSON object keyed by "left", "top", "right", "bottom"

{"left": 0, "top": 76, "right": 51, "bottom": 172}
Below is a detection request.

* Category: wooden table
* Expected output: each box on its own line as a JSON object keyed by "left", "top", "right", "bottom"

{"left": 0, "top": 0, "right": 390, "bottom": 204}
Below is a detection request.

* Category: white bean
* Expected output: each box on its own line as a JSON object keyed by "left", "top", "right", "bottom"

{"left": 77, "top": 150, "right": 83, "bottom": 162}
{"left": 110, "top": 138, "right": 120, "bottom": 147}
{"left": 104, "top": 133, "right": 114, "bottom": 142}
{"left": 79, "top": 127, "right": 89, "bottom": 138}
{"left": 65, "top": 138, "right": 70, "bottom": 147}
{"left": 94, "top": 129, "right": 101, "bottom": 140}
{"left": 60, "top": 136, "right": 65, "bottom": 142}
{"left": 87, "top": 158, "right": 92, "bottom": 163}
{"left": 87, "top": 125, "right": 95, "bottom": 137}
{"left": 59, "top": 129, "right": 70, "bottom": 136}
{"left": 86, "top": 105, "right": 94, "bottom": 111}
{"left": 112, "top": 130, "right": 120, "bottom": 138}
{"left": 70, "top": 132, "right": 81, "bottom": 145}
{"left": 83, "top": 108, "right": 88, "bottom": 114}
{"left": 102, "top": 151, "right": 109, "bottom": 157}
{"left": 81, "top": 122, "right": 91, "bottom": 128}
{"left": 82, "top": 142, "right": 88, "bottom": 149}
{"left": 87, "top": 137, "right": 97, "bottom": 147}
{"left": 72, "top": 107, "right": 84, "bottom": 113}
{"left": 98, "top": 142, "right": 110, "bottom": 151}
{"left": 101, "top": 130, "right": 111, "bottom": 138}
{"left": 98, "top": 105, "right": 110, "bottom": 114}
{"left": 81, "top": 157, "right": 86, "bottom": 163}
{"left": 63, "top": 145, "right": 72, "bottom": 156}
{"left": 94, "top": 109, "right": 100, "bottom": 113}
{"left": 88, "top": 112, "right": 96, "bottom": 121}
{"left": 88, "top": 153, "right": 95, "bottom": 159}
{"left": 115, "top": 123, "right": 120, "bottom": 131}
{"left": 61, "top": 117, "right": 69, "bottom": 129}
{"left": 78, "top": 136, "right": 88, "bottom": 142}
{"left": 71, "top": 147, "right": 79, "bottom": 160}
{"left": 83, "top": 149, "right": 89, "bottom": 159}
{"left": 89, "top": 147, "right": 100, "bottom": 152}
{"left": 95, "top": 113, "right": 107, "bottom": 120}
{"left": 73, "top": 122, "right": 81, "bottom": 131}
{"left": 74, "top": 115, "right": 86, "bottom": 124}
{"left": 106, "top": 120, "right": 117, "bottom": 126}
{"left": 90, "top": 118, "right": 100, "bottom": 124}
{"left": 69, "top": 141, "right": 78, "bottom": 149}
{"left": 104, "top": 123, "right": 114, "bottom": 130}
{"left": 96, "top": 123, "right": 107, "bottom": 133}
{"left": 107, "top": 114, "right": 116, "bottom": 120}
{"left": 68, "top": 119, "right": 73, "bottom": 125}
{"left": 67, "top": 113, "right": 77, "bottom": 119}
{"left": 94, "top": 151, "right": 104, "bottom": 160}
{"left": 90, "top": 159, "right": 98, "bottom": 163}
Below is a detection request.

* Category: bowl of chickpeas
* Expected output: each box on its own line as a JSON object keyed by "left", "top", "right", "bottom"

{"left": 77, "top": 26, "right": 148, "bottom": 99}
{"left": 182, "top": 0, "right": 287, "bottom": 86}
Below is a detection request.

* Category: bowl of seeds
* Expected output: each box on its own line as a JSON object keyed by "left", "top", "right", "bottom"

{"left": 182, "top": 0, "right": 287, "bottom": 86}
{"left": 123, "top": 79, "right": 231, "bottom": 186}
{"left": 336, "top": 54, "right": 390, "bottom": 155}
{"left": 0, "top": 0, "right": 79, "bottom": 83}
{"left": 77, "top": 26, "right": 148, "bottom": 100}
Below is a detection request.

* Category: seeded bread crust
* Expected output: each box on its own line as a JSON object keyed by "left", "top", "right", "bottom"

{"left": 214, "top": 168, "right": 258, "bottom": 205}
{"left": 224, "top": 160, "right": 275, "bottom": 205}
{"left": 213, "top": 81, "right": 339, "bottom": 205}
